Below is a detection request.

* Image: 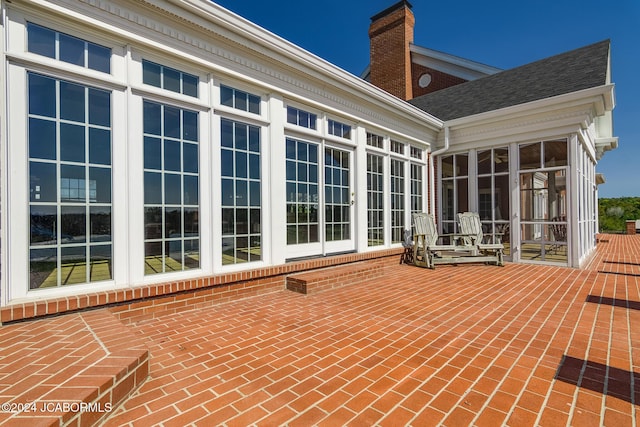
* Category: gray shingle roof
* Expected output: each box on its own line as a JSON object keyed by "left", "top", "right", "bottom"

{"left": 408, "top": 40, "right": 610, "bottom": 121}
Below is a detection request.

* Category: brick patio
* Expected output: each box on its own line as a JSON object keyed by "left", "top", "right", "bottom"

{"left": 1, "top": 234, "right": 639, "bottom": 426}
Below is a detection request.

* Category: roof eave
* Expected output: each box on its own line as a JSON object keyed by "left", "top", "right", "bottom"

{"left": 168, "top": 0, "right": 443, "bottom": 131}
{"left": 444, "top": 84, "right": 616, "bottom": 128}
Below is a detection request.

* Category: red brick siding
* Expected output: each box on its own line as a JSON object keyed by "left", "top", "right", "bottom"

{"left": 368, "top": 5, "right": 415, "bottom": 100}
{"left": 411, "top": 63, "right": 468, "bottom": 98}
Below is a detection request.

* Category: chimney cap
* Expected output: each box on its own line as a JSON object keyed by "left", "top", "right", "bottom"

{"left": 370, "top": 1, "right": 413, "bottom": 22}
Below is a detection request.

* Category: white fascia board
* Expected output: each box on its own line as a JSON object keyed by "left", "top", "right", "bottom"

{"left": 445, "top": 84, "right": 616, "bottom": 130}
{"left": 168, "top": 0, "right": 443, "bottom": 131}
{"left": 410, "top": 44, "right": 502, "bottom": 80}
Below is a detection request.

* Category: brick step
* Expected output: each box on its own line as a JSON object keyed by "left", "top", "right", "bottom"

{"left": 286, "top": 260, "right": 386, "bottom": 295}
{"left": 0, "top": 310, "right": 148, "bottom": 426}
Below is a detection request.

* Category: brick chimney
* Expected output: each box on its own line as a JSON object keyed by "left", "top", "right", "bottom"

{"left": 368, "top": 1, "right": 415, "bottom": 100}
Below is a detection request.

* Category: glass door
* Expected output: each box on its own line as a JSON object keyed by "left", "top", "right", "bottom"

{"left": 324, "top": 146, "right": 355, "bottom": 253}
{"left": 285, "top": 138, "right": 355, "bottom": 258}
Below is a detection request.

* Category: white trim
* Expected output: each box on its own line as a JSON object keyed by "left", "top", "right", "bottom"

{"left": 410, "top": 44, "right": 501, "bottom": 81}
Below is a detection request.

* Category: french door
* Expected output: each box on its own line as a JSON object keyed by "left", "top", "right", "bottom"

{"left": 285, "top": 138, "right": 354, "bottom": 258}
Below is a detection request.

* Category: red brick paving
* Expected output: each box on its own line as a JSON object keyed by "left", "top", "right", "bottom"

{"left": 0, "top": 234, "right": 638, "bottom": 426}
{"left": 94, "top": 234, "right": 639, "bottom": 426}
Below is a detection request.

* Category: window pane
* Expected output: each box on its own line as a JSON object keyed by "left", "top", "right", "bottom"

{"left": 163, "top": 67, "right": 181, "bottom": 93}
{"left": 143, "top": 61, "right": 162, "bottom": 87}
{"left": 520, "top": 143, "right": 541, "bottom": 169}
{"left": 29, "top": 118, "right": 57, "bottom": 160}
{"left": 90, "top": 206, "right": 111, "bottom": 243}
{"left": 144, "top": 172, "right": 162, "bottom": 204}
{"left": 88, "top": 43, "right": 111, "bottom": 73}
{"left": 90, "top": 244, "right": 112, "bottom": 281}
{"left": 61, "top": 206, "right": 86, "bottom": 243}
{"left": 61, "top": 246, "right": 86, "bottom": 285}
{"left": 27, "top": 23, "right": 56, "bottom": 58}
{"left": 144, "top": 207, "right": 162, "bottom": 240}
{"left": 144, "top": 137, "right": 162, "bottom": 170}
{"left": 30, "top": 162, "right": 57, "bottom": 202}
{"left": 248, "top": 95, "right": 260, "bottom": 114}
{"left": 31, "top": 205, "right": 57, "bottom": 245}
{"left": 441, "top": 156, "right": 454, "bottom": 178}
{"left": 164, "top": 106, "right": 180, "bottom": 139}
{"left": 89, "top": 167, "right": 111, "bottom": 203}
{"left": 182, "top": 74, "right": 198, "bottom": 97}
{"left": 183, "top": 111, "right": 198, "bottom": 142}
{"left": 183, "top": 176, "right": 198, "bottom": 205}
{"left": 165, "top": 207, "right": 182, "bottom": 238}
{"left": 183, "top": 143, "right": 198, "bottom": 173}
{"left": 59, "top": 33, "right": 85, "bottom": 66}
{"left": 544, "top": 139, "right": 568, "bottom": 167}
{"left": 60, "top": 165, "right": 85, "bottom": 202}
{"left": 60, "top": 123, "right": 86, "bottom": 163}
{"left": 494, "top": 148, "right": 509, "bottom": 173}
{"left": 89, "top": 128, "right": 111, "bottom": 165}
{"left": 30, "top": 248, "right": 57, "bottom": 290}
{"left": 29, "top": 74, "right": 56, "bottom": 117}
{"left": 477, "top": 150, "right": 491, "bottom": 175}
{"left": 164, "top": 174, "right": 181, "bottom": 204}
{"left": 143, "top": 102, "right": 161, "bottom": 135}
{"left": 89, "top": 89, "right": 111, "bottom": 127}
{"left": 220, "top": 86, "right": 233, "bottom": 107}
{"left": 164, "top": 140, "right": 181, "bottom": 172}
{"left": 60, "top": 81, "right": 85, "bottom": 122}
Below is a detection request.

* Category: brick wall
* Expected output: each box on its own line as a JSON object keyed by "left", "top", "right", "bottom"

{"left": 411, "top": 63, "right": 468, "bottom": 98}
{"left": 1, "top": 247, "right": 405, "bottom": 325}
{"left": 368, "top": 2, "right": 415, "bottom": 100}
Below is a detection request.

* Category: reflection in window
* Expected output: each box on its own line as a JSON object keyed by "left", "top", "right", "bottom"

{"left": 220, "top": 85, "right": 260, "bottom": 114}
{"left": 327, "top": 119, "right": 351, "bottom": 139}
{"left": 286, "top": 106, "right": 316, "bottom": 130}
{"left": 286, "top": 138, "right": 319, "bottom": 245}
{"left": 142, "top": 60, "right": 198, "bottom": 97}
{"left": 221, "top": 119, "right": 261, "bottom": 264}
{"left": 28, "top": 73, "right": 112, "bottom": 289}
{"left": 27, "top": 23, "right": 110, "bottom": 73}
{"left": 143, "top": 101, "right": 199, "bottom": 274}
{"left": 366, "top": 132, "right": 384, "bottom": 149}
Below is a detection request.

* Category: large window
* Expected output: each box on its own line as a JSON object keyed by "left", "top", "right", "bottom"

{"left": 367, "top": 154, "right": 384, "bottom": 246}
{"left": 28, "top": 73, "right": 112, "bottom": 289}
{"left": 27, "top": 23, "right": 111, "bottom": 73}
{"left": 286, "top": 138, "right": 319, "bottom": 245}
{"left": 221, "top": 119, "right": 261, "bottom": 264}
{"left": 143, "top": 101, "right": 199, "bottom": 274}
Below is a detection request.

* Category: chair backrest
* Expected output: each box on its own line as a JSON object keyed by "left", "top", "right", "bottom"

{"left": 457, "top": 212, "right": 483, "bottom": 245}
{"left": 412, "top": 213, "right": 438, "bottom": 246}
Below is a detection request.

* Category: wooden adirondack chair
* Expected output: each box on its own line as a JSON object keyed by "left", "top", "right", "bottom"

{"left": 412, "top": 213, "right": 464, "bottom": 269}
{"left": 457, "top": 212, "right": 505, "bottom": 266}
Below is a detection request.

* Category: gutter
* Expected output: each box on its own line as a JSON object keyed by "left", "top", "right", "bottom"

{"left": 429, "top": 126, "right": 450, "bottom": 216}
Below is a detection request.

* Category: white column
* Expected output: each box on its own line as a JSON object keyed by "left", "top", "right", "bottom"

{"left": 355, "top": 125, "right": 369, "bottom": 252}
{"left": 268, "top": 94, "right": 287, "bottom": 265}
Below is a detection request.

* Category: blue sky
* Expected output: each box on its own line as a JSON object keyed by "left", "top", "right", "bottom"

{"left": 214, "top": 0, "right": 639, "bottom": 198}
